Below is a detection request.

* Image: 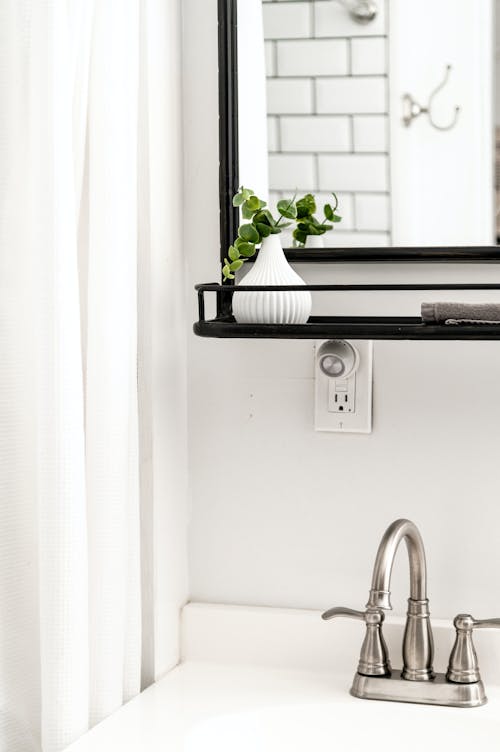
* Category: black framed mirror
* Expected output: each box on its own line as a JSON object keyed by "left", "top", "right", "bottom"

{"left": 218, "top": 0, "right": 500, "bottom": 273}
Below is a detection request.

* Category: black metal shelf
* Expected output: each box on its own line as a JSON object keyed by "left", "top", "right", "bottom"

{"left": 272, "top": 246, "right": 500, "bottom": 264}
{"left": 194, "top": 282, "right": 500, "bottom": 341}
{"left": 195, "top": 316, "right": 500, "bottom": 340}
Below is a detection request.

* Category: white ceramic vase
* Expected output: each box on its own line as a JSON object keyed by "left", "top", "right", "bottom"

{"left": 304, "top": 235, "right": 325, "bottom": 248}
{"left": 232, "top": 234, "right": 312, "bottom": 324}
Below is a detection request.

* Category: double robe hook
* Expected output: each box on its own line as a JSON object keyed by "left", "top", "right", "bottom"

{"left": 403, "top": 65, "right": 460, "bottom": 132}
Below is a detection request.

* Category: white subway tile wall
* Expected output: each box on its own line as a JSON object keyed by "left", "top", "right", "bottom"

{"left": 318, "top": 154, "right": 389, "bottom": 192}
{"left": 269, "top": 153, "right": 317, "bottom": 190}
{"left": 262, "top": 0, "right": 390, "bottom": 242}
{"left": 265, "top": 41, "right": 276, "bottom": 77}
{"left": 277, "top": 39, "right": 349, "bottom": 76}
{"left": 351, "top": 37, "right": 387, "bottom": 75}
{"left": 280, "top": 115, "right": 351, "bottom": 152}
{"left": 266, "top": 78, "right": 313, "bottom": 114}
{"left": 316, "top": 77, "right": 387, "bottom": 114}
{"left": 353, "top": 115, "right": 388, "bottom": 152}
{"left": 355, "top": 193, "right": 390, "bottom": 231}
{"left": 262, "top": 2, "right": 312, "bottom": 39}
{"left": 267, "top": 116, "right": 280, "bottom": 152}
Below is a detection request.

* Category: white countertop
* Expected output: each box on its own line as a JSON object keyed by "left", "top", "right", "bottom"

{"left": 67, "top": 661, "right": 500, "bottom": 752}
{"left": 66, "top": 604, "right": 500, "bottom": 751}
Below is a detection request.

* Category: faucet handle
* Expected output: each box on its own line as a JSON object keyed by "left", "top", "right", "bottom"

{"left": 447, "top": 614, "right": 500, "bottom": 684}
{"left": 321, "top": 605, "right": 391, "bottom": 677}
{"left": 322, "top": 606, "right": 367, "bottom": 621}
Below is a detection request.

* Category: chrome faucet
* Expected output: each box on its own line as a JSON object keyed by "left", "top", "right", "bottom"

{"left": 322, "top": 518, "right": 500, "bottom": 708}
{"left": 366, "top": 518, "right": 434, "bottom": 682}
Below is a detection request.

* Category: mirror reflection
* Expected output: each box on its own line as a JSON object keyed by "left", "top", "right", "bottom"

{"left": 237, "top": 0, "right": 498, "bottom": 248}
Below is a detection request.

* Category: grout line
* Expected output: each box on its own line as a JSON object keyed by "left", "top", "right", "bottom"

{"left": 270, "top": 112, "right": 388, "bottom": 117}
{"left": 264, "top": 35, "right": 388, "bottom": 44}
{"left": 349, "top": 114, "right": 355, "bottom": 151}
{"left": 269, "top": 150, "right": 389, "bottom": 156}
{"left": 266, "top": 73, "right": 388, "bottom": 80}
{"left": 277, "top": 115, "right": 282, "bottom": 152}
{"left": 268, "top": 112, "right": 389, "bottom": 119}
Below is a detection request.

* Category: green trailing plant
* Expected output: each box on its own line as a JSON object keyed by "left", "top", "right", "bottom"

{"left": 223, "top": 187, "right": 342, "bottom": 280}
{"left": 223, "top": 187, "right": 295, "bottom": 280}
{"left": 292, "top": 192, "right": 341, "bottom": 247}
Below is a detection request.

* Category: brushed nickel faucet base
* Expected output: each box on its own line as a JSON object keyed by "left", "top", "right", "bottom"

{"left": 351, "top": 671, "right": 487, "bottom": 708}
{"left": 323, "top": 520, "right": 500, "bottom": 710}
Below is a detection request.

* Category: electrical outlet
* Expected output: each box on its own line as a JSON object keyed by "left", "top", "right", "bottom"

{"left": 314, "top": 339, "right": 373, "bottom": 433}
{"left": 328, "top": 376, "right": 356, "bottom": 413}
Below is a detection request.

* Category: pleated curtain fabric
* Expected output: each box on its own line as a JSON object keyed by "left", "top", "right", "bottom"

{"left": 0, "top": 1, "right": 186, "bottom": 750}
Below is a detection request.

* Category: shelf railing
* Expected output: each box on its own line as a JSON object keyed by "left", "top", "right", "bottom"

{"left": 194, "top": 282, "right": 500, "bottom": 341}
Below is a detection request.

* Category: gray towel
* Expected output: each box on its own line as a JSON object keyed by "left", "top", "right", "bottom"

{"left": 421, "top": 302, "right": 500, "bottom": 326}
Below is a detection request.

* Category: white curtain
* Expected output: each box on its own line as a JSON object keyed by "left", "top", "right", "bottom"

{"left": 0, "top": 2, "right": 188, "bottom": 751}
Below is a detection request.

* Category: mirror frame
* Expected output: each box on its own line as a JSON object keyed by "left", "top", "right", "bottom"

{"left": 217, "top": 0, "right": 500, "bottom": 279}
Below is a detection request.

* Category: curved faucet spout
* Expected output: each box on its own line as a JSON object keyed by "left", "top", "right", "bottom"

{"left": 367, "top": 519, "right": 427, "bottom": 610}
{"left": 365, "top": 518, "right": 434, "bottom": 681}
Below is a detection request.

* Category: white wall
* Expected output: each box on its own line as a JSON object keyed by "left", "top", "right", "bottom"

{"left": 183, "top": 0, "right": 500, "bottom": 621}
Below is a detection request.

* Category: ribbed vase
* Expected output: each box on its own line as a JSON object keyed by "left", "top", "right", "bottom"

{"left": 232, "top": 234, "right": 312, "bottom": 324}
{"left": 303, "top": 235, "right": 325, "bottom": 248}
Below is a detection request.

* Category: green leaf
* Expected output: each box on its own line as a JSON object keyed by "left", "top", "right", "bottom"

{"left": 229, "top": 259, "right": 244, "bottom": 272}
{"left": 238, "top": 223, "right": 260, "bottom": 243}
{"left": 242, "top": 197, "right": 261, "bottom": 219}
{"left": 228, "top": 245, "right": 239, "bottom": 261}
{"left": 269, "top": 225, "right": 282, "bottom": 234}
{"left": 296, "top": 194, "right": 316, "bottom": 216}
{"left": 277, "top": 198, "right": 297, "bottom": 220}
{"left": 297, "top": 222, "right": 312, "bottom": 232}
{"left": 256, "top": 222, "right": 271, "bottom": 238}
{"left": 238, "top": 242, "right": 256, "bottom": 257}
{"left": 332, "top": 214, "right": 342, "bottom": 223}
{"left": 253, "top": 209, "right": 275, "bottom": 227}
{"left": 222, "top": 264, "right": 233, "bottom": 280}
{"left": 293, "top": 229, "right": 307, "bottom": 245}
{"left": 241, "top": 203, "right": 255, "bottom": 220}
{"left": 324, "top": 204, "right": 334, "bottom": 221}
{"left": 245, "top": 196, "right": 260, "bottom": 212}
{"left": 233, "top": 187, "right": 254, "bottom": 206}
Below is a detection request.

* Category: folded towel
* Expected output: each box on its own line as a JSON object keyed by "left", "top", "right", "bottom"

{"left": 421, "top": 302, "right": 500, "bottom": 325}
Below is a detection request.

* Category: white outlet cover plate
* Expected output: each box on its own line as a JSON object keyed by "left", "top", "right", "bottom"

{"left": 314, "top": 339, "right": 373, "bottom": 433}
